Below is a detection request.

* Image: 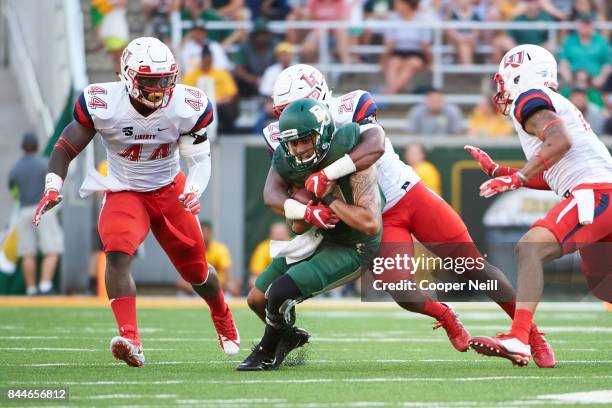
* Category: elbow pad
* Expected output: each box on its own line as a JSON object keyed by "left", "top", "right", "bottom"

{"left": 178, "top": 135, "right": 211, "bottom": 197}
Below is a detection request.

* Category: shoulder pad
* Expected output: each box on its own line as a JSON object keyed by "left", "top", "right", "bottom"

{"left": 76, "top": 82, "right": 124, "bottom": 126}
{"left": 262, "top": 121, "right": 281, "bottom": 153}
{"left": 512, "top": 88, "right": 556, "bottom": 129}
{"left": 330, "top": 90, "right": 377, "bottom": 127}
{"left": 170, "top": 85, "right": 214, "bottom": 133}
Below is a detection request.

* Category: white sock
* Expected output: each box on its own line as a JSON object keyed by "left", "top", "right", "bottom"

{"left": 26, "top": 286, "right": 38, "bottom": 296}
{"left": 38, "top": 281, "right": 53, "bottom": 292}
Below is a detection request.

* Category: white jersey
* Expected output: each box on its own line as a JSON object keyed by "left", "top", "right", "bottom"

{"left": 75, "top": 82, "right": 213, "bottom": 192}
{"left": 510, "top": 87, "right": 612, "bottom": 198}
{"left": 263, "top": 90, "right": 420, "bottom": 212}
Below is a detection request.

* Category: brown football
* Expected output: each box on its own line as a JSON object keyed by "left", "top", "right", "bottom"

{"left": 291, "top": 187, "right": 317, "bottom": 204}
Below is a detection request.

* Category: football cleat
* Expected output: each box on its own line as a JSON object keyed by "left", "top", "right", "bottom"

{"left": 110, "top": 336, "right": 145, "bottom": 367}
{"left": 272, "top": 327, "right": 310, "bottom": 368}
{"left": 236, "top": 344, "right": 276, "bottom": 371}
{"left": 470, "top": 333, "right": 531, "bottom": 367}
{"left": 433, "top": 304, "right": 470, "bottom": 352}
{"left": 529, "top": 327, "right": 556, "bottom": 368}
{"left": 211, "top": 305, "right": 240, "bottom": 356}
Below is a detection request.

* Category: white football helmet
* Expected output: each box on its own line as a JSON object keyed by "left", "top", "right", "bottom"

{"left": 119, "top": 37, "right": 178, "bottom": 109}
{"left": 272, "top": 64, "right": 330, "bottom": 118}
{"left": 494, "top": 44, "right": 558, "bottom": 115}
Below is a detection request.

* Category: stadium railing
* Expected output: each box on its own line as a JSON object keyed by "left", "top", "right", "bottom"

{"left": 172, "top": 19, "right": 612, "bottom": 89}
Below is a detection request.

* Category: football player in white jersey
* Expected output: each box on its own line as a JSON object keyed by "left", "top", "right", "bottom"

{"left": 32, "top": 37, "right": 240, "bottom": 367}
{"left": 466, "top": 44, "right": 612, "bottom": 367}
{"left": 247, "top": 64, "right": 554, "bottom": 368}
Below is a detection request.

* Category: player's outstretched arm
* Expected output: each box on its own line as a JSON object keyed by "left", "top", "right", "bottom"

{"left": 177, "top": 135, "right": 212, "bottom": 215}
{"left": 305, "top": 125, "right": 385, "bottom": 198}
{"left": 263, "top": 166, "right": 291, "bottom": 215}
{"left": 478, "top": 109, "right": 570, "bottom": 198}
{"left": 33, "top": 121, "right": 96, "bottom": 225}
{"left": 326, "top": 166, "right": 381, "bottom": 236}
{"left": 464, "top": 145, "right": 550, "bottom": 190}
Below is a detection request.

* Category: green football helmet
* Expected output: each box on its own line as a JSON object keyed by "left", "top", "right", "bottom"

{"left": 278, "top": 99, "right": 335, "bottom": 170}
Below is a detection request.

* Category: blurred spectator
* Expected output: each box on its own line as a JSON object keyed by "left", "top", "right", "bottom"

{"left": 406, "top": 88, "right": 465, "bottom": 135}
{"left": 604, "top": 116, "right": 612, "bottom": 136}
{"left": 569, "top": 0, "right": 606, "bottom": 24}
{"left": 249, "top": 222, "right": 290, "bottom": 288}
{"left": 507, "top": 0, "right": 554, "bottom": 47}
{"left": 538, "top": 0, "right": 569, "bottom": 20}
{"left": 202, "top": 221, "right": 240, "bottom": 296}
{"left": 403, "top": 143, "right": 442, "bottom": 195}
{"left": 382, "top": 0, "right": 432, "bottom": 93}
{"left": 560, "top": 69, "right": 605, "bottom": 108}
{"left": 468, "top": 97, "right": 513, "bottom": 138}
{"left": 254, "top": 98, "right": 277, "bottom": 134}
{"left": 446, "top": 0, "right": 480, "bottom": 65}
{"left": 177, "top": 220, "right": 240, "bottom": 296}
{"left": 485, "top": 0, "right": 517, "bottom": 63}
{"left": 299, "top": 0, "right": 354, "bottom": 65}
{"left": 233, "top": 19, "right": 278, "bottom": 97}
{"left": 91, "top": 0, "right": 129, "bottom": 72}
{"left": 182, "top": 43, "right": 239, "bottom": 133}
{"left": 259, "top": 42, "right": 295, "bottom": 96}
{"left": 258, "top": 0, "right": 291, "bottom": 20}
{"left": 558, "top": 13, "right": 611, "bottom": 88}
{"left": 364, "top": 0, "right": 393, "bottom": 19}
{"left": 8, "top": 133, "right": 64, "bottom": 296}
{"left": 179, "top": 21, "right": 233, "bottom": 74}
{"left": 182, "top": 0, "right": 248, "bottom": 49}
{"left": 141, "top": 0, "right": 180, "bottom": 42}
{"left": 569, "top": 87, "right": 605, "bottom": 135}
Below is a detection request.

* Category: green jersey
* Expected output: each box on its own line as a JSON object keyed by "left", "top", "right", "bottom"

{"left": 273, "top": 123, "right": 383, "bottom": 246}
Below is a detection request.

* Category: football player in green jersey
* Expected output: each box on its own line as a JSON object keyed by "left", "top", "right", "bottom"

{"left": 237, "top": 99, "right": 384, "bottom": 371}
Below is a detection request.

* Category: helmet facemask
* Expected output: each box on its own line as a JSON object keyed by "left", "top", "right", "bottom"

{"left": 129, "top": 69, "right": 177, "bottom": 109}
{"left": 492, "top": 73, "right": 514, "bottom": 116}
{"left": 280, "top": 129, "right": 326, "bottom": 171}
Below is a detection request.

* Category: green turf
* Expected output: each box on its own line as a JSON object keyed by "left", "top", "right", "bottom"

{"left": 0, "top": 304, "right": 611, "bottom": 407}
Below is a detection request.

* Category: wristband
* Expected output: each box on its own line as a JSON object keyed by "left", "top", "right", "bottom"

{"left": 321, "top": 193, "right": 337, "bottom": 206}
{"left": 45, "top": 173, "right": 63, "bottom": 192}
{"left": 283, "top": 199, "right": 307, "bottom": 220}
{"left": 322, "top": 154, "right": 357, "bottom": 180}
{"left": 534, "top": 151, "right": 551, "bottom": 170}
{"left": 516, "top": 171, "right": 528, "bottom": 183}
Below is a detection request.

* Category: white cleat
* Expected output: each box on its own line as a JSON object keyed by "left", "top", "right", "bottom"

{"left": 211, "top": 305, "right": 241, "bottom": 356}
{"left": 470, "top": 334, "right": 531, "bottom": 367}
{"left": 110, "top": 336, "right": 145, "bottom": 367}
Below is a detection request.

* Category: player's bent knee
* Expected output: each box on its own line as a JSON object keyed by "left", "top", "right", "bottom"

{"left": 177, "top": 260, "right": 209, "bottom": 285}
{"left": 105, "top": 251, "right": 132, "bottom": 270}
{"left": 247, "top": 287, "right": 265, "bottom": 311}
{"left": 516, "top": 227, "right": 562, "bottom": 262}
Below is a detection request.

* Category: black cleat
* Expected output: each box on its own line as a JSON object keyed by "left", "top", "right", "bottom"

{"left": 272, "top": 327, "right": 310, "bottom": 368}
{"left": 236, "top": 345, "right": 276, "bottom": 371}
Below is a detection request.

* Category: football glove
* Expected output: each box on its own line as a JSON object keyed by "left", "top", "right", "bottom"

{"left": 305, "top": 170, "right": 333, "bottom": 199}
{"left": 304, "top": 201, "right": 339, "bottom": 229}
{"left": 479, "top": 173, "right": 524, "bottom": 198}
{"left": 464, "top": 145, "right": 500, "bottom": 177}
{"left": 178, "top": 192, "right": 201, "bottom": 215}
{"left": 33, "top": 189, "right": 63, "bottom": 226}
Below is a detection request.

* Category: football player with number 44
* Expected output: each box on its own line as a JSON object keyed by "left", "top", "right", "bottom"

{"left": 467, "top": 44, "right": 612, "bottom": 367}
{"left": 32, "top": 37, "right": 240, "bottom": 367}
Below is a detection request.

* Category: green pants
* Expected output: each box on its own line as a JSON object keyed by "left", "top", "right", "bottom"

{"left": 255, "top": 240, "right": 375, "bottom": 299}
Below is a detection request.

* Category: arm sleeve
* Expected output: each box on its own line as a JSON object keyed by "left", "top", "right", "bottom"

{"left": 512, "top": 89, "right": 556, "bottom": 130}
{"left": 178, "top": 136, "right": 212, "bottom": 197}
{"left": 73, "top": 92, "right": 95, "bottom": 129}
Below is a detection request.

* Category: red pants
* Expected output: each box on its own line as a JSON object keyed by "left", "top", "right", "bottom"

{"left": 379, "top": 181, "right": 481, "bottom": 281}
{"left": 98, "top": 172, "right": 209, "bottom": 284}
{"left": 533, "top": 186, "right": 612, "bottom": 301}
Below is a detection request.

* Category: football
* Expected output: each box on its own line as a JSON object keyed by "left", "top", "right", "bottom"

{"left": 291, "top": 187, "right": 317, "bottom": 204}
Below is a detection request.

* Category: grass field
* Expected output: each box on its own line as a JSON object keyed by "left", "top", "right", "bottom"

{"left": 0, "top": 299, "right": 611, "bottom": 407}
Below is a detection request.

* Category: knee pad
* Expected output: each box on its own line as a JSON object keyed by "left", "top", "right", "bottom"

{"left": 177, "top": 259, "right": 209, "bottom": 285}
